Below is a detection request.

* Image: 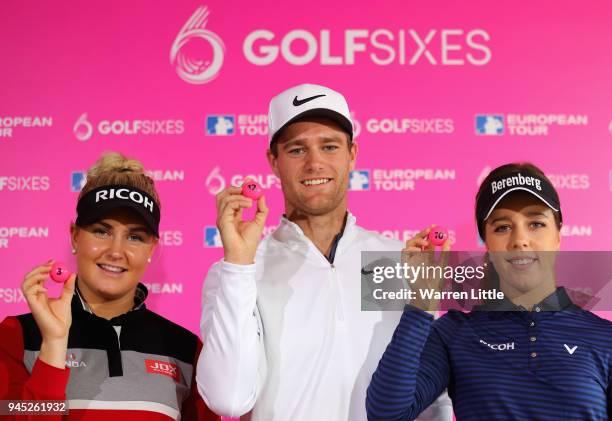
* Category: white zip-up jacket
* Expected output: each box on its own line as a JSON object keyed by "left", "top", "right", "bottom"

{"left": 197, "top": 213, "right": 452, "bottom": 421}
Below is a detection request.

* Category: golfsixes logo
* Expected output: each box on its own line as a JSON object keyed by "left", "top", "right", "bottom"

{"left": 170, "top": 6, "right": 225, "bottom": 84}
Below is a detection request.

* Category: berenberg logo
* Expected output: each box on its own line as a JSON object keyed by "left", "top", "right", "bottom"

{"left": 491, "top": 173, "right": 541, "bottom": 194}
{"left": 170, "top": 5, "right": 225, "bottom": 85}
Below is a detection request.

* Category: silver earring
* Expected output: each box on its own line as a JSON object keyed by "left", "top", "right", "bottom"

{"left": 147, "top": 257, "right": 151, "bottom": 263}
{"left": 72, "top": 248, "right": 77, "bottom": 254}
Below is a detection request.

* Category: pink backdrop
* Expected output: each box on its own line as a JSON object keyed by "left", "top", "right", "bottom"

{"left": 2, "top": 0, "right": 611, "bottom": 335}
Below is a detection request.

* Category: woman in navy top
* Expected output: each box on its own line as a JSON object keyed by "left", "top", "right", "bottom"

{"left": 366, "top": 162, "right": 612, "bottom": 421}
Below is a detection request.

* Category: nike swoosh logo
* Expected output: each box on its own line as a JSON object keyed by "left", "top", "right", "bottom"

{"left": 293, "top": 94, "right": 326, "bottom": 106}
{"left": 564, "top": 344, "right": 578, "bottom": 355}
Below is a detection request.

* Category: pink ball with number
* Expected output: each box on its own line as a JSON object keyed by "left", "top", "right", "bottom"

{"left": 428, "top": 227, "right": 448, "bottom": 247}
{"left": 50, "top": 262, "right": 71, "bottom": 283}
{"left": 241, "top": 180, "right": 263, "bottom": 200}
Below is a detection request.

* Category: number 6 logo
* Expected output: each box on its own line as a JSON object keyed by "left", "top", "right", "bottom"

{"left": 170, "top": 6, "right": 225, "bottom": 85}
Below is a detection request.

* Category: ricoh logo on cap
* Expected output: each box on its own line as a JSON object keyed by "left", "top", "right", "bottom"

{"left": 73, "top": 113, "right": 185, "bottom": 141}
{"left": 95, "top": 188, "right": 155, "bottom": 213}
{"left": 145, "top": 359, "right": 179, "bottom": 381}
{"left": 0, "top": 116, "right": 53, "bottom": 139}
{"left": 491, "top": 173, "right": 541, "bottom": 194}
{"left": 243, "top": 28, "right": 491, "bottom": 66}
{"left": 171, "top": 5, "right": 225, "bottom": 85}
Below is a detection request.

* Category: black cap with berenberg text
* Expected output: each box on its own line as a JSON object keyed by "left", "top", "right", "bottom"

{"left": 476, "top": 169, "right": 561, "bottom": 240}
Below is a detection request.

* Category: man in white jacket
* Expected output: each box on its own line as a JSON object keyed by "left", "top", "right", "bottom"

{"left": 196, "top": 83, "right": 452, "bottom": 421}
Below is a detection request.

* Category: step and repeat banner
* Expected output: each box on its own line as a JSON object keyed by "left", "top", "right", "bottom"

{"left": 1, "top": 0, "right": 611, "bottom": 331}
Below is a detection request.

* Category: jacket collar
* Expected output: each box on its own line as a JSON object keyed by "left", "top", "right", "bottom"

{"left": 272, "top": 211, "right": 357, "bottom": 246}
{"left": 73, "top": 281, "right": 148, "bottom": 317}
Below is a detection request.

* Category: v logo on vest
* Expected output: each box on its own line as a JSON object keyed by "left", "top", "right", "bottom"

{"left": 564, "top": 344, "right": 578, "bottom": 355}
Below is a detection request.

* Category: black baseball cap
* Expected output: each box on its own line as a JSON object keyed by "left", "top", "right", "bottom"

{"left": 75, "top": 185, "right": 160, "bottom": 237}
{"left": 476, "top": 169, "right": 561, "bottom": 239}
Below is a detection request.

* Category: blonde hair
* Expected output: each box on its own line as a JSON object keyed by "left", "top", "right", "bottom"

{"left": 79, "top": 152, "right": 160, "bottom": 209}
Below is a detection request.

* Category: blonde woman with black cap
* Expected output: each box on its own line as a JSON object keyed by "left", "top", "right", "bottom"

{"left": 0, "top": 152, "right": 219, "bottom": 421}
{"left": 367, "top": 163, "right": 612, "bottom": 420}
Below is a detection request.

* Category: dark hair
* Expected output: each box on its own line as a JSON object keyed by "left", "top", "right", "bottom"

{"left": 475, "top": 162, "right": 562, "bottom": 240}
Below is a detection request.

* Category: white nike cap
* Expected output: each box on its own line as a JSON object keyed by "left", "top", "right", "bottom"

{"left": 268, "top": 83, "right": 354, "bottom": 145}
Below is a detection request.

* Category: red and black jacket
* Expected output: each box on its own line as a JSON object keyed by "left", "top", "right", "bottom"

{"left": 0, "top": 283, "right": 219, "bottom": 421}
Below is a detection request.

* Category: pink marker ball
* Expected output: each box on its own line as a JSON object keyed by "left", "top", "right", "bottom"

{"left": 50, "top": 262, "right": 71, "bottom": 283}
{"left": 428, "top": 227, "right": 448, "bottom": 247}
{"left": 241, "top": 180, "right": 263, "bottom": 200}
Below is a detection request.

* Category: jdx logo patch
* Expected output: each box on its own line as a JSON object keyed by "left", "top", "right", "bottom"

{"left": 145, "top": 359, "right": 179, "bottom": 381}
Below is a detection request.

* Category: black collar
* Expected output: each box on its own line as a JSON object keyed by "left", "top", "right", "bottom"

{"left": 326, "top": 212, "right": 349, "bottom": 264}
{"left": 73, "top": 281, "right": 149, "bottom": 318}
{"left": 281, "top": 211, "right": 349, "bottom": 264}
